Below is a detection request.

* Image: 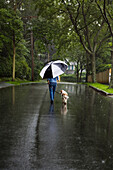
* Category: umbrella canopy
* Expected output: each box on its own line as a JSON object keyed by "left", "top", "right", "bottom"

{"left": 40, "top": 60, "right": 68, "bottom": 79}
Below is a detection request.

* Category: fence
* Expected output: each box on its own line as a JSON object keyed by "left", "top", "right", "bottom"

{"left": 88, "top": 69, "right": 110, "bottom": 84}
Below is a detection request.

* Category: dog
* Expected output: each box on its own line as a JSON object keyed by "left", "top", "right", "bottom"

{"left": 60, "top": 90, "right": 69, "bottom": 105}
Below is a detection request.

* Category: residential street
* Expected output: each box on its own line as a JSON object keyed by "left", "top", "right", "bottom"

{"left": 0, "top": 83, "right": 113, "bottom": 170}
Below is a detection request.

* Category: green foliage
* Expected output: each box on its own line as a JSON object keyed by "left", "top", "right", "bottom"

{"left": 33, "top": 59, "right": 44, "bottom": 80}
{"left": 0, "top": 3, "right": 32, "bottom": 81}
{"left": 0, "top": 56, "right": 12, "bottom": 77}
{"left": 16, "top": 57, "right": 31, "bottom": 80}
{"left": 1, "top": 0, "right": 113, "bottom": 83}
{"left": 0, "top": 8, "right": 23, "bottom": 43}
{"left": 61, "top": 74, "right": 76, "bottom": 82}
{"left": 96, "top": 64, "right": 111, "bottom": 73}
{"left": 0, "top": 8, "right": 13, "bottom": 52}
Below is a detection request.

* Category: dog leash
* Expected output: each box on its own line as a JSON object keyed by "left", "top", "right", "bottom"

{"left": 55, "top": 91, "right": 61, "bottom": 94}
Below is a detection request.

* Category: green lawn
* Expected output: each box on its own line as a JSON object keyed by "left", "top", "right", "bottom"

{"left": 6, "top": 80, "right": 46, "bottom": 85}
{"left": 87, "top": 83, "right": 113, "bottom": 94}
{"left": 6, "top": 80, "right": 34, "bottom": 85}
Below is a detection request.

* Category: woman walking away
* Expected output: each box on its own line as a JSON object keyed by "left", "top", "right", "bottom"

{"left": 47, "top": 76, "right": 59, "bottom": 104}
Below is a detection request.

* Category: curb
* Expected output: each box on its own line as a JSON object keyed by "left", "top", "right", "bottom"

{"left": 89, "top": 85, "right": 113, "bottom": 96}
{"left": 0, "top": 82, "right": 47, "bottom": 89}
{"left": 0, "top": 82, "right": 15, "bottom": 89}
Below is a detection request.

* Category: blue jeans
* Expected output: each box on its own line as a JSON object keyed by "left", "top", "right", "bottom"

{"left": 49, "top": 83, "right": 57, "bottom": 101}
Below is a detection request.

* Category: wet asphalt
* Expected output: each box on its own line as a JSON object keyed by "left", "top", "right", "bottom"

{"left": 0, "top": 83, "right": 113, "bottom": 170}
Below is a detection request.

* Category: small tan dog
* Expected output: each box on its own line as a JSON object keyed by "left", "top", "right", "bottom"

{"left": 60, "top": 90, "right": 69, "bottom": 105}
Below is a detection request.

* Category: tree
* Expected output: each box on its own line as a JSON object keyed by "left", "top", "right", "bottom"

{"left": 61, "top": 43, "right": 86, "bottom": 82}
{"left": 11, "top": 0, "right": 23, "bottom": 81}
{"left": 0, "top": 0, "right": 24, "bottom": 81}
{"left": 0, "top": 2, "right": 31, "bottom": 80}
{"left": 95, "top": 0, "right": 113, "bottom": 88}
{"left": 34, "top": 0, "right": 110, "bottom": 82}
{"left": 60, "top": 0, "right": 110, "bottom": 82}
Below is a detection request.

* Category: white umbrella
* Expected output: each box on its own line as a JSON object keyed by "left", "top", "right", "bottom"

{"left": 40, "top": 60, "right": 68, "bottom": 79}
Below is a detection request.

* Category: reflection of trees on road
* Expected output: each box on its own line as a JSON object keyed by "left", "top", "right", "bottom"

{"left": 12, "top": 86, "right": 15, "bottom": 105}
{"left": 106, "top": 100, "right": 113, "bottom": 141}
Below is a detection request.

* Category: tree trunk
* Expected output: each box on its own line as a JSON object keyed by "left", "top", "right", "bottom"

{"left": 12, "top": 33, "right": 16, "bottom": 81}
{"left": 31, "top": 31, "right": 34, "bottom": 81}
{"left": 85, "top": 52, "right": 89, "bottom": 82}
{"left": 79, "top": 69, "right": 82, "bottom": 82}
{"left": 76, "top": 62, "right": 79, "bottom": 82}
{"left": 109, "top": 37, "right": 113, "bottom": 88}
{"left": 12, "top": 1, "right": 17, "bottom": 81}
{"left": 91, "top": 52, "right": 96, "bottom": 83}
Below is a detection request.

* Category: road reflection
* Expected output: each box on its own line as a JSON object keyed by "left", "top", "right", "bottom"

{"left": 1, "top": 84, "right": 113, "bottom": 169}
{"left": 49, "top": 103, "right": 54, "bottom": 114}
{"left": 61, "top": 103, "right": 68, "bottom": 115}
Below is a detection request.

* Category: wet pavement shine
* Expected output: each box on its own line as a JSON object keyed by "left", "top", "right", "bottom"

{"left": 0, "top": 83, "right": 113, "bottom": 170}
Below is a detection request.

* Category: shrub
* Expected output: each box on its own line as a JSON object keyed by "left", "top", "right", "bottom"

{"left": 96, "top": 64, "right": 111, "bottom": 73}
{"left": 60, "top": 74, "right": 76, "bottom": 82}
{"left": 16, "top": 57, "right": 31, "bottom": 80}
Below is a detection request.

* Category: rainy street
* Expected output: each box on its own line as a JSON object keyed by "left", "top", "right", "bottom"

{"left": 0, "top": 83, "right": 113, "bottom": 170}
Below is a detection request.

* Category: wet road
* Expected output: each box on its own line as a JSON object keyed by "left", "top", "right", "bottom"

{"left": 0, "top": 83, "right": 113, "bottom": 170}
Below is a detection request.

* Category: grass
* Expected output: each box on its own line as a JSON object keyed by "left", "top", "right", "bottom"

{"left": 6, "top": 80, "right": 34, "bottom": 85}
{"left": 6, "top": 80, "right": 47, "bottom": 85}
{"left": 0, "top": 77, "right": 47, "bottom": 85}
{"left": 86, "top": 83, "right": 113, "bottom": 94}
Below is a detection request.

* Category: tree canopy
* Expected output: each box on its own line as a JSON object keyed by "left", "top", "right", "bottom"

{"left": 0, "top": 0, "right": 113, "bottom": 84}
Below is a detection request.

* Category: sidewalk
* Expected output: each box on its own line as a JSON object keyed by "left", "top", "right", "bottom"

{"left": 0, "top": 82, "right": 14, "bottom": 89}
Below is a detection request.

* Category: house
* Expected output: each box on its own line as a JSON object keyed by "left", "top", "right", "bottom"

{"left": 66, "top": 61, "right": 76, "bottom": 74}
